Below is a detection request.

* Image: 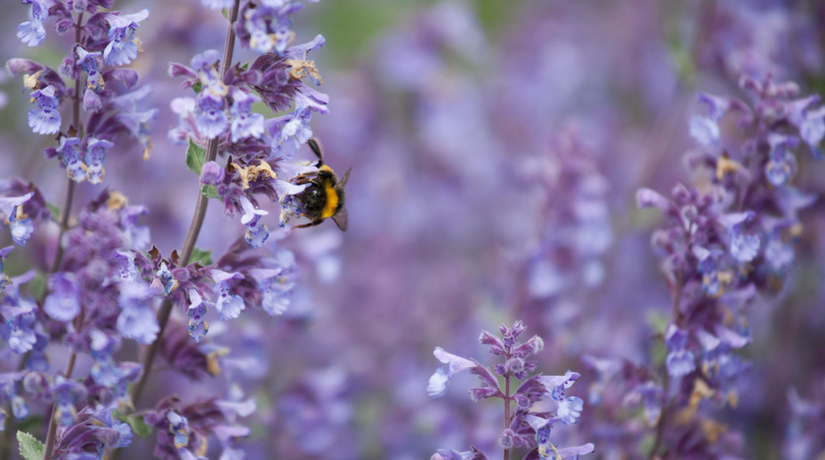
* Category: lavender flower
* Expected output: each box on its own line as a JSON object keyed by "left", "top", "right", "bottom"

{"left": 429, "top": 321, "right": 593, "bottom": 459}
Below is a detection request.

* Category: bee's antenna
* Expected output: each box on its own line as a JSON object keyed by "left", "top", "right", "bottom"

{"left": 307, "top": 137, "right": 324, "bottom": 164}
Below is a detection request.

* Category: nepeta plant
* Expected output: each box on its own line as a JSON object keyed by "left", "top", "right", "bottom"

{"left": 584, "top": 73, "right": 824, "bottom": 459}
{"left": 1, "top": 0, "right": 330, "bottom": 458}
{"left": 429, "top": 321, "right": 594, "bottom": 460}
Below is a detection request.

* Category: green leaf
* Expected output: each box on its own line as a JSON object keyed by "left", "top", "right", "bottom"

{"left": 221, "top": 8, "right": 230, "bottom": 19}
{"left": 113, "top": 412, "right": 152, "bottom": 438}
{"left": 17, "top": 431, "right": 44, "bottom": 460}
{"left": 201, "top": 185, "right": 220, "bottom": 200}
{"left": 189, "top": 247, "right": 212, "bottom": 266}
{"left": 185, "top": 139, "right": 207, "bottom": 175}
{"left": 192, "top": 81, "right": 203, "bottom": 94}
{"left": 46, "top": 202, "right": 60, "bottom": 220}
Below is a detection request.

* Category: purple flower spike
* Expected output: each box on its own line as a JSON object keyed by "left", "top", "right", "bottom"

{"left": 28, "top": 86, "right": 61, "bottom": 135}
{"left": 44, "top": 272, "right": 82, "bottom": 322}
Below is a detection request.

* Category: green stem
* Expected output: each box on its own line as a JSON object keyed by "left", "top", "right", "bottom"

{"left": 128, "top": 0, "right": 240, "bottom": 408}
{"left": 649, "top": 273, "right": 683, "bottom": 459}
{"left": 40, "top": 14, "right": 85, "bottom": 460}
{"left": 503, "top": 348, "right": 511, "bottom": 460}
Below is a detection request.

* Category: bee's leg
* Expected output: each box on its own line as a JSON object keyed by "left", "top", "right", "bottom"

{"left": 292, "top": 176, "right": 314, "bottom": 185}
{"left": 293, "top": 219, "right": 324, "bottom": 229}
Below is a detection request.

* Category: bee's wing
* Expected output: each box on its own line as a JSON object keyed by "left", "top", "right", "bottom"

{"left": 338, "top": 168, "right": 352, "bottom": 187}
{"left": 332, "top": 207, "right": 348, "bottom": 231}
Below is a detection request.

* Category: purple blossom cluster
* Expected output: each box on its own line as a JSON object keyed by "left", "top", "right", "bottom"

{"left": 578, "top": 74, "right": 825, "bottom": 458}
{"left": 2, "top": 0, "right": 328, "bottom": 458}
{"left": 429, "top": 322, "right": 594, "bottom": 460}
{"left": 11, "top": 2, "right": 155, "bottom": 184}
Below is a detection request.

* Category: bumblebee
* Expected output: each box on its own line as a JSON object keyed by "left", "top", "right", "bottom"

{"left": 287, "top": 138, "right": 351, "bottom": 231}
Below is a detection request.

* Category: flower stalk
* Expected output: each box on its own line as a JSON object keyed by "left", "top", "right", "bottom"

{"left": 128, "top": 0, "right": 241, "bottom": 408}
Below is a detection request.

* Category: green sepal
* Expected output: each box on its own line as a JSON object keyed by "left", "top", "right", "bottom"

{"left": 201, "top": 185, "right": 220, "bottom": 200}
{"left": 189, "top": 247, "right": 213, "bottom": 266}
{"left": 27, "top": 272, "right": 47, "bottom": 300}
{"left": 113, "top": 411, "right": 152, "bottom": 438}
{"left": 46, "top": 202, "right": 60, "bottom": 220}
